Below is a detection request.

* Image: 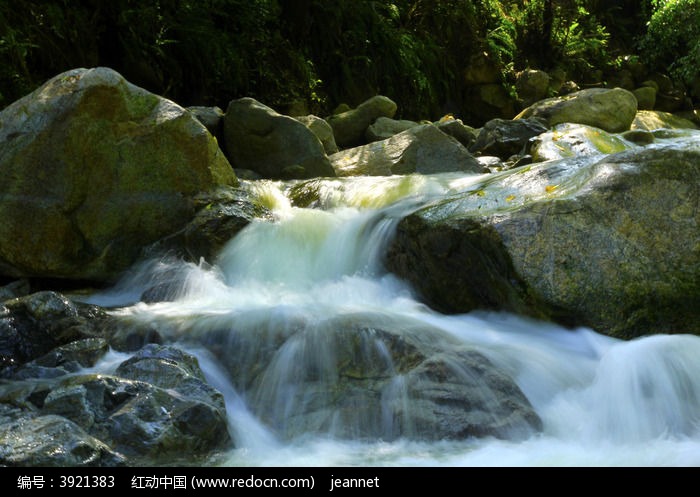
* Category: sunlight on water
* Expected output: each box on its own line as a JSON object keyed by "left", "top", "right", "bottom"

{"left": 87, "top": 173, "right": 700, "bottom": 467}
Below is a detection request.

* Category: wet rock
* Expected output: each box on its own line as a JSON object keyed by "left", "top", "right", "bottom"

{"left": 0, "top": 414, "right": 125, "bottom": 467}
{"left": 470, "top": 118, "right": 548, "bottom": 159}
{"left": 387, "top": 137, "right": 700, "bottom": 338}
{"left": 149, "top": 186, "right": 273, "bottom": 264}
{"left": 530, "top": 123, "right": 634, "bottom": 162}
{"left": 0, "top": 291, "right": 110, "bottom": 375}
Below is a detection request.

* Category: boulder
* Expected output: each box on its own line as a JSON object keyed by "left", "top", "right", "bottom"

{"left": 294, "top": 115, "right": 339, "bottom": 154}
{"left": 470, "top": 118, "right": 548, "bottom": 159}
{"left": 530, "top": 123, "right": 634, "bottom": 162}
{"left": 325, "top": 95, "right": 397, "bottom": 148}
{"left": 330, "top": 124, "right": 483, "bottom": 177}
{"left": 631, "top": 110, "right": 699, "bottom": 131}
{"left": 386, "top": 137, "right": 700, "bottom": 338}
{"left": 0, "top": 67, "right": 237, "bottom": 282}
{"left": 515, "top": 87, "right": 638, "bottom": 133}
{"left": 365, "top": 117, "right": 420, "bottom": 142}
{"left": 224, "top": 98, "right": 335, "bottom": 179}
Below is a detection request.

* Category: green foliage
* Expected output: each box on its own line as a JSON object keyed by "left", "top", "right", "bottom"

{"left": 640, "top": 0, "right": 700, "bottom": 86}
{"left": 505, "top": 1, "right": 611, "bottom": 79}
{"left": 0, "top": 0, "right": 694, "bottom": 118}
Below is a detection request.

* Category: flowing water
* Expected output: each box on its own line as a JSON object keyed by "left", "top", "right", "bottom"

{"left": 87, "top": 166, "right": 700, "bottom": 467}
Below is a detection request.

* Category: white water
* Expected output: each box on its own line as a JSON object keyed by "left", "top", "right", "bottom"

{"left": 88, "top": 174, "right": 700, "bottom": 467}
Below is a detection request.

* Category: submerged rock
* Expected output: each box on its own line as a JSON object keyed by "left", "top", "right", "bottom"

{"left": 183, "top": 311, "right": 541, "bottom": 441}
{"left": 530, "top": 123, "right": 635, "bottom": 162}
{"left": 0, "top": 67, "right": 237, "bottom": 282}
{"left": 387, "top": 136, "right": 700, "bottom": 338}
{"left": 515, "top": 87, "right": 638, "bottom": 133}
{"left": 330, "top": 124, "right": 483, "bottom": 176}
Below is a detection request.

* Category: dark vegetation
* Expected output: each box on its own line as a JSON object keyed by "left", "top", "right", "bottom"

{"left": 1, "top": 0, "right": 698, "bottom": 120}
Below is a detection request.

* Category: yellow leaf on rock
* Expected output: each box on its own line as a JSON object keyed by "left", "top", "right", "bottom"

{"left": 545, "top": 185, "right": 558, "bottom": 193}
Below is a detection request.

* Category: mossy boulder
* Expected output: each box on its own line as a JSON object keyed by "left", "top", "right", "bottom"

{"left": 631, "top": 110, "right": 699, "bottom": 131}
{"left": 387, "top": 135, "right": 700, "bottom": 338}
{"left": 515, "top": 87, "right": 638, "bottom": 133}
{"left": 0, "top": 67, "right": 237, "bottom": 282}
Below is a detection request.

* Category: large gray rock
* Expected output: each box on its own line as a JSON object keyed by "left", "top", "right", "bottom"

{"left": 184, "top": 311, "right": 541, "bottom": 441}
{"left": 224, "top": 97, "right": 335, "bottom": 179}
{"left": 330, "top": 124, "right": 483, "bottom": 177}
{"left": 0, "top": 67, "right": 238, "bottom": 282}
{"left": 470, "top": 118, "right": 548, "bottom": 159}
{"left": 326, "top": 95, "right": 397, "bottom": 148}
{"left": 515, "top": 87, "right": 638, "bottom": 133}
{"left": 387, "top": 135, "right": 700, "bottom": 338}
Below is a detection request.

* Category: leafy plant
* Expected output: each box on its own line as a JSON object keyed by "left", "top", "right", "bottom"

{"left": 640, "top": 0, "right": 700, "bottom": 87}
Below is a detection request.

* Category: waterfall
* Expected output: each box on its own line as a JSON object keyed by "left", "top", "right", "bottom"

{"left": 88, "top": 173, "right": 700, "bottom": 466}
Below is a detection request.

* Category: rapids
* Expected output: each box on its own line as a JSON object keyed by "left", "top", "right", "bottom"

{"left": 86, "top": 169, "right": 700, "bottom": 467}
